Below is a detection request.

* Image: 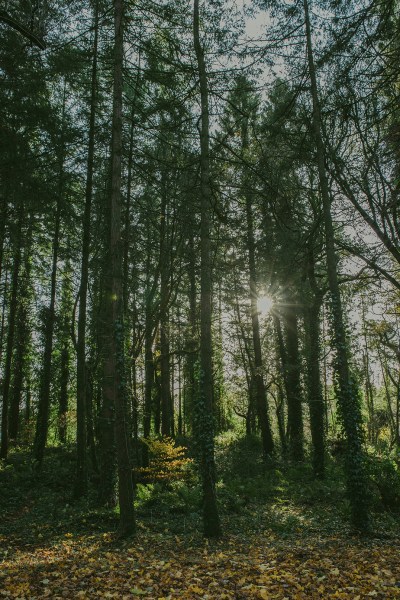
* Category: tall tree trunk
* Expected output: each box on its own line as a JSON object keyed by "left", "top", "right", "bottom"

{"left": 304, "top": 292, "right": 325, "bottom": 477}
{"left": 240, "top": 107, "right": 274, "bottom": 457}
{"left": 186, "top": 234, "right": 197, "bottom": 435}
{"left": 58, "top": 261, "right": 72, "bottom": 445}
{"left": 33, "top": 191, "right": 62, "bottom": 464}
{"left": 160, "top": 183, "right": 172, "bottom": 437}
{"left": 9, "top": 221, "right": 32, "bottom": 441}
{"left": 361, "top": 300, "right": 375, "bottom": 443}
{"left": 103, "top": 0, "right": 135, "bottom": 537}
{"left": 193, "top": 0, "right": 221, "bottom": 538}
{"left": 0, "top": 267, "right": 9, "bottom": 373}
{"left": 304, "top": 0, "right": 369, "bottom": 530}
{"left": 103, "top": 0, "right": 135, "bottom": 536}
{"left": 75, "top": 0, "right": 99, "bottom": 498}
{"left": 142, "top": 277, "right": 155, "bottom": 466}
{"left": 33, "top": 83, "right": 66, "bottom": 465}
{"left": 0, "top": 200, "right": 23, "bottom": 459}
{"left": 178, "top": 327, "right": 183, "bottom": 436}
{"left": 246, "top": 198, "right": 274, "bottom": 458}
{"left": 282, "top": 303, "right": 304, "bottom": 461}
{"left": 0, "top": 196, "right": 7, "bottom": 287}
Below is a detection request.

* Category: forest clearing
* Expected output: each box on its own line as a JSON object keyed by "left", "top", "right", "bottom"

{"left": 1, "top": 0, "right": 400, "bottom": 597}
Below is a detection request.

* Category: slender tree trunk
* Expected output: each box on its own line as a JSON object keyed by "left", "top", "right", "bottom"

{"left": 33, "top": 83, "right": 67, "bottom": 465}
{"left": 233, "top": 271, "right": 256, "bottom": 434}
{"left": 160, "top": 186, "right": 172, "bottom": 437}
{"left": 75, "top": 0, "right": 99, "bottom": 498}
{"left": 57, "top": 260, "right": 72, "bottom": 444}
{"left": 193, "top": 0, "right": 221, "bottom": 538}
{"left": 247, "top": 204, "right": 274, "bottom": 457}
{"left": 86, "top": 371, "right": 98, "bottom": 472}
{"left": 273, "top": 312, "right": 291, "bottom": 448}
{"left": 186, "top": 234, "right": 197, "bottom": 434}
{"left": 131, "top": 358, "right": 139, "bottom": 460}
{"left": 304, "top": 0, "right": 369, "bottom": 530}
{"left": 361, "top": 300, "right": 375, "bottom": 443}
{"left": 178, "top": 342, "right": 183, "bottom": 436}
{"left": 33, "top": 193, "right": 62, "bottom": 464}
{"left": 0, "top": 267, "right": 9, "bottom": 372}
{"left": 243, "top": 127, "right": 274, "bottom": 459}
{"left": 304, "top": 292, "right": 325, "bottom": 477}
{"left": 0, "top": 196, "right": 7, "bottom": 287}
{"left": 58, "top": 345, "right": 69, "bottom": 444}
{"left": 8, "top": 221, "right": 32, "bottom": 441}
{"left": 275, "top": 384, "right": 287, "bottom": 453}
{"left": 0, "top": 200, "right": 23, "bottom": 459}
{"left": 103, "top": 0, "right": 135, "bottom": 536}
{"left": 142, "top": 301, "right": 154, "bottom": 467}
{"left": 282, "top": 304, "right": 304, "bottom": 461}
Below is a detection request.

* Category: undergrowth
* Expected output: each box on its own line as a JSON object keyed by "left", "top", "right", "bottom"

{"left": 1, "top": 433, "right": 400, "bottom": 551}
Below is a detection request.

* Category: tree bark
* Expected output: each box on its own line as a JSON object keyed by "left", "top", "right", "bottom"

{"left": 193, "top": 0, "right": 221, "bottom": 538}
{"left": 0, "top": 200, "right": 23, "bottom": 459}
{"left": 304, "top": 292, "right": 325, "bottom": 477}
{"left": 304, "top": 0, "right": 369, "bottom": 530}
{"left": 9, "top": 222, "right": 32, "bottom": 442}
{"left": 33, "top": 83, "right": 66, "bottom": 465}
{"left": 75, "top": 0, "right": 99, "bottom": 498}
{"left": 282, "top": 303, "right": 304, "bottom": 461}
{"left": 103, "top": 0, "right": 135, "bottom": 536}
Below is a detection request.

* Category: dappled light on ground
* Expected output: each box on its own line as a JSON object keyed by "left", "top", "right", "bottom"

{"left": 1, "top": 531, "right": 400, "bottom": 598}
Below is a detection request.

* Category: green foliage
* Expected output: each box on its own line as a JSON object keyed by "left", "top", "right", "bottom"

{"left": 368, "top": 452, "right": 400, "bottom": 512}
{"left": 216, "top": 431, "right": 266, "bottom": 479}
{"left": 135, "top": 480, "right": 201, "bottom": 515}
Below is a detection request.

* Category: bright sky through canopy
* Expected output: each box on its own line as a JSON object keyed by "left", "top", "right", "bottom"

{"left": 257, "top": 294, "right": 274, "bottom": 316}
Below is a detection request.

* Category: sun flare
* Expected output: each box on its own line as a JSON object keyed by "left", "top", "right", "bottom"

{"left": 257, "top": 294, "right": 274, "bottom": 316}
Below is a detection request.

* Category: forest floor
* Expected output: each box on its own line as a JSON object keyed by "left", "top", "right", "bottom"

{"left": 1, "top": 438, "right": 400, "bottom": 599}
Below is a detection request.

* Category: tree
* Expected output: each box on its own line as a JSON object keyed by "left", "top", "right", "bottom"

{"left": 303, "top": 0, "right": 369, "bottom": 530}
{"left": 193, "top": 0, "right": 222, "bottom": 538}
{"left": 102, "top": 0, "right": 135, "bottom": 537}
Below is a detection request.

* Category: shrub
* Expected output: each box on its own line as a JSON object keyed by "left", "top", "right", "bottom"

{"left": 135, "top": 437, "right": 194, "bottom": 484}
{"left": 368, "top": 453, "right": 400, "bottom": 512}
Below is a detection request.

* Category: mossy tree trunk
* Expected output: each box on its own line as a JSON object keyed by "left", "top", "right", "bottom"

{"left": 304, "top": 0, "right": 369, "bottom": 530}
{"left": 193, "top": 0, "right": 221, "bottom": 538}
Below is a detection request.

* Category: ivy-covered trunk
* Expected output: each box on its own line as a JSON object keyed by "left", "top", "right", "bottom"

{"left": 304, "top": 290, "right": 325, "bottom": 478}
{"left": 304, "top": 0, "right": 369, "bottom": 530}
{"left": 103, "top": 0, "right": 135, "bottom": 537}
{"left": 193, "top": 0, "right": 221, "bottom": 538}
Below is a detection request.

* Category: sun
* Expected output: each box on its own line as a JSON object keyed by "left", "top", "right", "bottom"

{"left": 257, "top": 294, "right": 274, "bottom": 316}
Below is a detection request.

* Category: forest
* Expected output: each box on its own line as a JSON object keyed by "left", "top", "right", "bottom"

{"left": 1, "top": 0, "right": 400, "bottom": 598}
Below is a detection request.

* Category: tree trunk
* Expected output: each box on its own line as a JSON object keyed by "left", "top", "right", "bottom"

{"left": 75, "top": 0, "right": 99, "bottom": 498}
{"left": 241, "top": 107, "right": 274, "bottom": 458}
{"left": 9, "top": 221, "right": 32, "bottom": 442}
{"left": 304, "top": 293, "right": 325, "bottom": 477}
{"left": 304, "top": 0, "right": 369, "bottom": 530}
{"left": 193, "top": 0, "right": 221, "bottom": 538}
{"left": 33, "top": 83, "right": 66, "bottom": 465}
{"left": 282, "top": 303, "right": 304, "bottom": 461}
{"left": 57, "top": 260, "right": 72, "bottom": 445}
{"left": 103, "top": 0, "right": 135, "bottom": 536}
{"left": 0, "top": 200, "right": 23, "bottom": 459}
{"left": 185, "top": 234, "right": 197, "bottom": 435}
{"left": 160, "top": 185, "right": 172, "bottom": 437}
{"left": 142, "top": 298, "right": 154, "bottom": 467}
{"left": 33, "top": 194, "right": 62, "bottom": 464}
